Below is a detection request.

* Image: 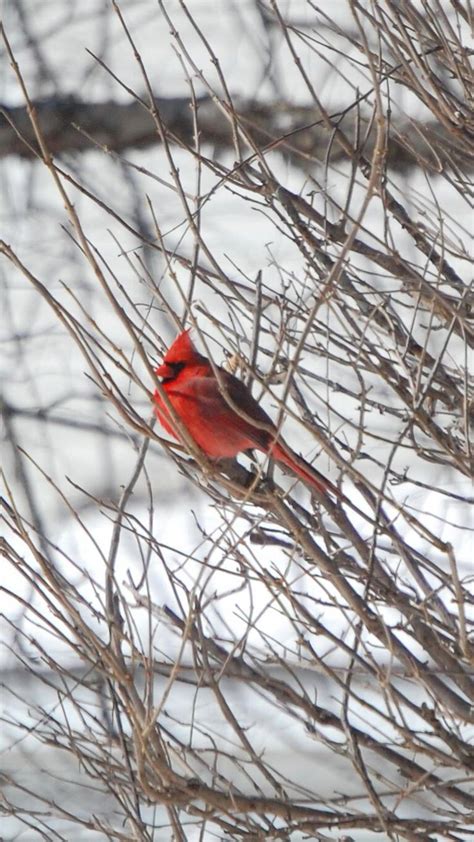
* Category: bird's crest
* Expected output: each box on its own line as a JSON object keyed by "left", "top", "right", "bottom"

{"left": 162, "top": 329, "right": 200, "bottom": 364}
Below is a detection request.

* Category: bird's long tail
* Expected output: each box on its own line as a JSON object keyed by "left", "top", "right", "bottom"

{"left": 271, "top": 442, "right": 341, "bottom": 499}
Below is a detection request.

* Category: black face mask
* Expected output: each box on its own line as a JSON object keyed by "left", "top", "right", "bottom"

{"left": 161, "top": 360, "right": 185, "bottom": 383}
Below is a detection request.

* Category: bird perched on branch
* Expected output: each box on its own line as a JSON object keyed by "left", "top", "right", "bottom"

{"left": 153, "top": 329, "right": 340, "bottom": 497}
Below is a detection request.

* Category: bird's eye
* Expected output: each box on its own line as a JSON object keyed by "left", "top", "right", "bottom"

{"left": 160, "top": 360, "right": 185, "bottom": 382}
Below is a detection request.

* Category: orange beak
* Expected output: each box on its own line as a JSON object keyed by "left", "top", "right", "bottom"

{"left": 155, "top": 362, "right": 168, "bottom": 378}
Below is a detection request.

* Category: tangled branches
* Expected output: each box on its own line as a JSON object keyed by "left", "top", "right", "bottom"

{"left": 1, "top": 2, "right": 473, "bottom": 840}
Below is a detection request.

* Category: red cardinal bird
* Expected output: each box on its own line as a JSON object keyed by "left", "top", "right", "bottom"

{"left": 153, "top": 330, "right": 339, "bottom": 497}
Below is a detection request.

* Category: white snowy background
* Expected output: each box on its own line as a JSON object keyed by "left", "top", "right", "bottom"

{"left": 1, "top": 2, "right": 472, "bottom": 840}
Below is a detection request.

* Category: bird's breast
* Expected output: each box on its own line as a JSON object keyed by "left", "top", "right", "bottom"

{"left": 154, "top": 384, "right": 260, "bottom": 458}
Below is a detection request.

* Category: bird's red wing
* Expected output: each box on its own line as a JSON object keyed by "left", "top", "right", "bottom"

{"left": 221, "top": 374, "right": 339, "bottom": 496}
{"left": 155, "top": 370, "right": 275, "bottom": 458}
{"left": 217, "top": 370, "right": 276, "bottom": 440}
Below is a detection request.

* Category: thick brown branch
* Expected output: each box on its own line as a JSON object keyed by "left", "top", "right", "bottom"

{"left": 1, "top": 95, "right": 473, "bottom": 174}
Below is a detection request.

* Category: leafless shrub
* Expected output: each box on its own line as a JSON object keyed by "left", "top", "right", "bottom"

{"left": 1, "top": 2, "right": 473, "bottom": 840}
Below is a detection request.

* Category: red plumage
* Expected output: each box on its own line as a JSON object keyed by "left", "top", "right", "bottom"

{"left": 153, "top": 330, "right": 339, "bottom": 497}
